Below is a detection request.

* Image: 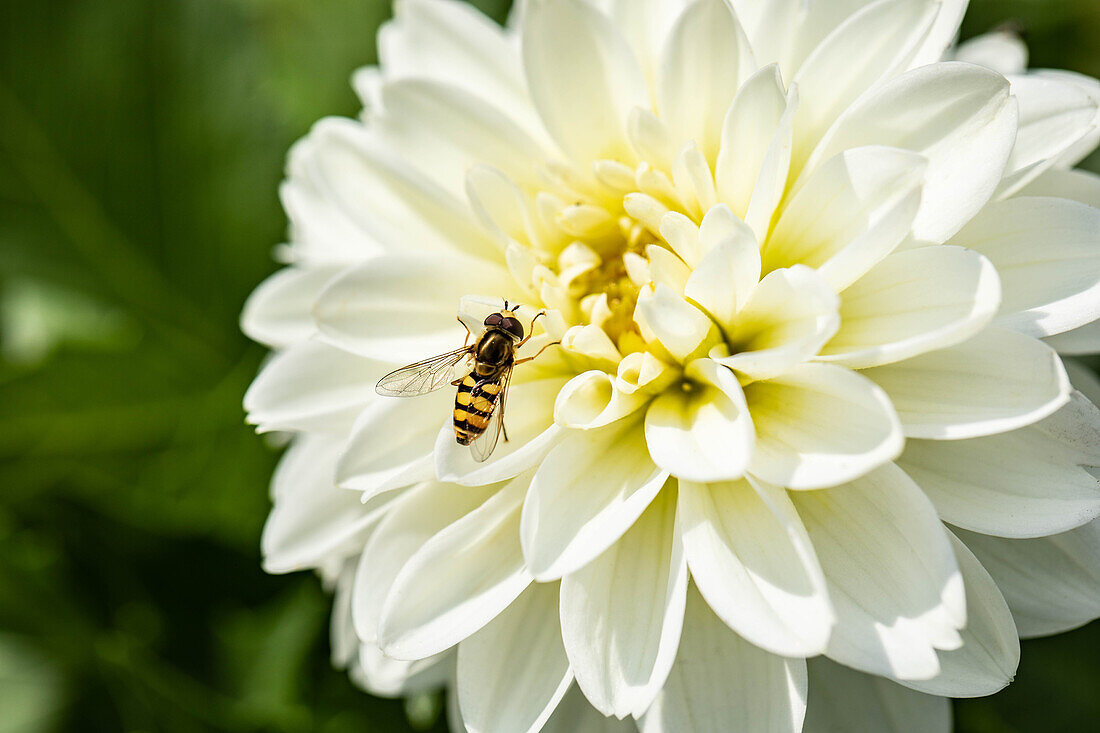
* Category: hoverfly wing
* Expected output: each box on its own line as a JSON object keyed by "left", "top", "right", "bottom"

{"left": 375, "top": 347, "right": 473, "bottom": 397}
{"left": 469, "top": 365, "right": 512, "bottom": 463}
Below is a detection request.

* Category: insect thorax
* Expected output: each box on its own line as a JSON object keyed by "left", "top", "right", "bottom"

{"left": 475, "top": 330, "right": 514, "bottom": 368}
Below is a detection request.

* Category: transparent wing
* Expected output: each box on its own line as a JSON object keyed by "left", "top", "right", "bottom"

{"left": 469, "top": 366, "right": 512, "bottom": 463}
{"left": 375, "top": 347, "right": 473, "bottom": 397}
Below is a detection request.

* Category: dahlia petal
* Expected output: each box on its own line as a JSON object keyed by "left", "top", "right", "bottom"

{"left": 635, "top": 284, "right": 722, "bottom": 364}
{"left": 715, "top": 266, "right": 840, "bottom": 381}
{"left": 996, "top": 76, "right": 1099, "bottom": 197}
{"left": 644, "top": 359, "right": 755, "bottom": 483}
{"left": 240, "top": 265, "right": 341, "bottom": 348}
{"left": 355, "top": 643, "right": 452, "bottom": 699}
{"left": 819, "top": 246, "right": 1002, "bottom": 368}
{"left": 299, "top": 118, "right": 499, "bottom": 260}
{"left": 313, "top": 253, "right": 517, "bottom": 362}
{"left": 683, "top": 219, "right": 761, "bottom": 328}
{"left": 336, "top": 391, "right": 453, "bottom": 498}
{"left": 950, "top": 197, "right": 1100, "bottom": 339}
{"left": 330, "top": 560, "right": 359, "bottom": 668}
{"left": 351, "top": 481, "right": 498, "bottom": 644}
{"left": 640, "top": 585, "right": 808, "bottom": 733}
{"left": 714, "top": 64, "right": 788, "bottom": 227}
{"left": 899, "top": 392, "right": 1100, "bottom": 538}
{"left": 1066, "top": 360, "right": 1100, "bottom": 406}
{"left": 457, "top": 582, "right": 573, "bottom": 733}
{"left": 561, "top": 488, "right": 687, "bottom": 718}
{"left": 1019, "top": 166, "right": 1100, "bottom": 207}
{"left": 262, "top": 436, "right": 395, "bottom": 574}
{"left": 1047, "top": 320, "right": 1100, "bottom": 356}
{"left": 543, "top": 685, "right": 639, "bottom": 733}
{"left": 521, "top": 416, "right": 668, "bottom": 581}
{"left": 435, "top": 375, "right": 569, "bottom": 486}
{"left": 659, "top": 0, "right": 755, "bottom": 163}
{"left": 646, "top": 244, "right": 692, "bottom": 294}
{"left": 1036, "top": 69, "right": 1100, "bottom": 168}
{"left": 899, "top": 532, "right": 1020, "bottom": 698}
{"left": 554, "top": 370, "right": 650, "bottom": 429}
{"left": 678, "top": 477, "right": 834, "bottom": 657}
{"left": 523, "top": 0, "right": 647, "bottom": 164}
{"left": 862, "top": 327, "right": 1071, "bottom": 440}
{"left": 378, "top": 0, "right": 542, "bottom": 135}
{"left": 372, "top": 79, "right": 547, "bottom": 197}
{"left": 791, "top": 464, "right": 966, "bottom": 681}
{"left": 805, "top": 63, "right": 1017, "bottom": 244}
{"left": 604, "top": 0, "right": 691, "bottom": 86}
{"left": 745, "top": 363, "right": 903, "bottom": 490}
{"left": 907, "top": 0, "right": 969, "bottom": 68}
{"left": 803, "top": 658, "right": 951, "bottom": 733}
{"left": 244, "top": 340, "right": 385, "bottom": 434}
{"left": 766, "top": 146, "right": 926, "bottom": 291}
{"left": 956, "top": 522, "right": 1100, "bottom": 639}
{"left": 378, "top": 475, "right": 532, "bottom": 660}
{"left": 952, "top": 30, "right": 1029, "bottom": 76}
{"left": 791, "top": 0, "right": 940, "bottom": 169}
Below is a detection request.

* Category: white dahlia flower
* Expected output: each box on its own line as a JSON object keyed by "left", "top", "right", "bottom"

{"left": 243, "top": 0, "right": 1100, "bottom": 730}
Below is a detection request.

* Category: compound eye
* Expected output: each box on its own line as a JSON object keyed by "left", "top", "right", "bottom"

{"left": 501, "top": 317, "right": 524, "bottom": 339}
{"left": 484, "top": 313, "right": 503, "bottom": 327}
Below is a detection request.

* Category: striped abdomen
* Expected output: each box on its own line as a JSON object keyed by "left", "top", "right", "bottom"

{"left": 454, "top": 374, "right": 503, "bottom": 445}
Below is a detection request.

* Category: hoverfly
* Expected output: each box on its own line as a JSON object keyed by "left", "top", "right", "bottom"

{"left": 375, "top": 302, "right": 558, "bottom": 462}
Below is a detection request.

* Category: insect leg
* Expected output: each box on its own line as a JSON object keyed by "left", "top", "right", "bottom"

{"left": 457, "top": 317, "right": 473, "bottom": 346}
{"left": 514, "top": 340, "right": 561, "bottom": 365}
{"left": 516, "top": 311, "right": 548, "bottom": 348}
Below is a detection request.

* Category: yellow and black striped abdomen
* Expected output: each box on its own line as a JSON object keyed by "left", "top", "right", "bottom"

{"left": 454, "top": 374, "right": 503, "bottom": 445}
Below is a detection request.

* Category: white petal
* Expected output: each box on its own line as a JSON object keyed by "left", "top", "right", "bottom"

{"left": 862, "top": 326, "right": 1071, "bottom": 440}
{"left": 791, "top": 464, "right": 966, "bottom": 681}
{"left": 262, "top": 436, "right": 391, "bottom": 574}
{"left": 766, "top": 146, "right": 926, "bottom": 291}
{"left": 635, "top": 284, "right": 721, "bottom": 364}
{"left": 297, "top": 118, "right": 498, "bottom": 260}
{"left": 604, "top": 0, "right": 691, "bottom": 86}
{"left": 336, "top": 391, "right": 453, "bottom": 498}
{"left": 1019, "top": 166, "right": 1100, "bottom": 208}
{"left": 953, "top": 30, "right": 1029, "bottom": 76}
{"left": 244, "top": 341, "right": 385, "bottom": 434}
{"left": 683, "top": 219, "right": 761, "bottom": 329}
{"left": 354, "top": 643, "right": 452, "bottom": 698}
{"left": 522, "top": 416, "right": 668, "bottom": 580}
{"left": 906, "top": 0, "right": 969, "bottom": 69}
{"left": 241, "top": 265, "right": 340, "bottom": 348}
{"left": 561, "top": 488, "right": 687, "bottom": 718}
{"left": 313, "top": 253, "right": 517, "bottom": 362}
{"left": 351, "top": 480, "right": 498, "bottom": 644}
{"left": 717, "top": 266, "right": 840, "bottom": 381}
{"left": 372, "top": 79, "right": 548, "bottom": 197}
{"left": 379, "top": 0, "right": 541, "bottom": 135}
{"left": 554, "top": 370, "right": 650, "bottom": 429}
{"left": 378, "top": 475, "right": 532, "bottom": 660}
{"left": 640, "top": 584, "right": 808, "bottom": 733}
{"left": 791, "top": 0, "right": 940, "bottom": 169}
{"left": 819, "top": 246, "right": 1002, "bottom": 368}
{"left": 645, "top": 359, "right": 755, "bottom": 483}
{"left": 457, "top": 582, "right": 573, "bottom": 733}
{"left": 435, "top": 375, "right": 570, "bottom": 486}
{"left": 997, "top": 75, "right": 1099, "bottom": 197}
{"left": 523, "top": 0, "right": 646, "bottom": 164}
{"left": 715, "top": 63, "right": 787, "bottom": 220}
{"left": 956, "top": 522, "right": 1100, "bottom": 639}
{"left": 896, "top": 531, "right": 1019, "bottom": 698}
{"left": 543, "top": 685, "right": 639, "bottom": 733}
{"left": 745, "top": 363, "right": 903, "bottom": 490}
{"left": 679, "top": 477, "right": 834, "bottom": 657}
{"left": 899, "top": 392, "right": 1100, "bottom": 538}
{"left": 950, "top": 196, "right": 1100, "bottom": 338}
{"left": 803, "top": 657, "right": 951, "bottom": 733}
{"left": 659, "top": 0, "right": 754, "bottom": 162}
{"left": 1046, "top": 321, "right": 1100, "bottom": 356}
{"left": 805, "top": 63, "right": 1018, "bottom": 244}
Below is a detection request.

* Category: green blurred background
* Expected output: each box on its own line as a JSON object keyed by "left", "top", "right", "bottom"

{"left": 0, "top": 1, "right": 1096, "bottom": 731}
